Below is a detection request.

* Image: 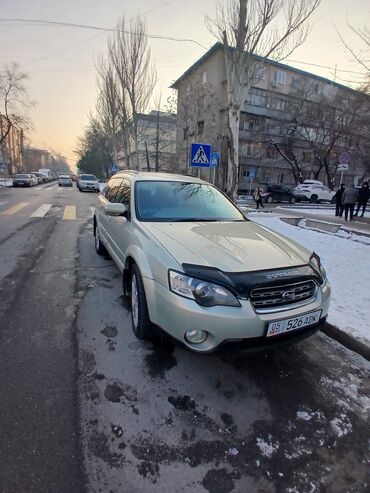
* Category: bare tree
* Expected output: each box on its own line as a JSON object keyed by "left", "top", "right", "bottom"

{"left": 338, "top": 21, "right": 370, "bottom": 93}
{"left": 206, "top": 0, "right": 321, "bottom": 197}
{"left": 0, "top": 63, "right": 33, "bottom": 145}
{"left": 95, "top": 57, "right": 121, "bottom": 168}
{"left": 108, "top": 16, "right": 157, "bottom": 169}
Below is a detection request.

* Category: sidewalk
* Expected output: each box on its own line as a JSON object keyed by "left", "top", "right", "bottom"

{"left": 246, "top": 211, "right": 370, "bottom": 362}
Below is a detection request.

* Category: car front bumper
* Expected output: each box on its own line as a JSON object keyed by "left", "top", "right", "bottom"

{"left": 143, "top": 277, "right": 331, "bottom": 353}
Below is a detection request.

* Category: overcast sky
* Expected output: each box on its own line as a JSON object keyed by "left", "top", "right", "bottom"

{"left": 0, "top": 0, "right": 369, "bottom": 167}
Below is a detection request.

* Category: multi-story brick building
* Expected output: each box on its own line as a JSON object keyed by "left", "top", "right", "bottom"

{"left": 172, "top": 43, "right": 370, "bottom": 191}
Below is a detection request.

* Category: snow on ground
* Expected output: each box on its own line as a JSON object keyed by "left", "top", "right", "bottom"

{"left": 249, "top": 214, "right": 370, "bottom": 346}
{"left": 0, "top": 178, "right": 13, "bottom": 187}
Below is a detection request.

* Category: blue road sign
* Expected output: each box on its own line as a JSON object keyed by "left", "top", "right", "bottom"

{"left": 210, "top": 152, "right": 219, "bottom": 168}
{"left": 111, "top": 164, "right": 118, "bottom": 172}
{"left": 247, "top": 168, "right": 256, "bottom": 178}
{"left": 190, "top": 143, "right": 211, "bottom": 167}
{"left": 0, "top": 163, "right": 7, "bottom": 169}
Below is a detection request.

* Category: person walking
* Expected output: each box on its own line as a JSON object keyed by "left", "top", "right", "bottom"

{"left": 254, "top": 186, "right": 264, "bottom": 210}
{"left": 334, "top": 183, "right": 345, "bottom": 217}
{"left": 342, "top": 184, "right": 359, "bottom": 221}
{"left": 354, "top": 181, "right": 370, "bottom": 217}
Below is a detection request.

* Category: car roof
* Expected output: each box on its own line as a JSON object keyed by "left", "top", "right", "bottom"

{"left": 112, "top": 171, "right": 207, "bottom": 185}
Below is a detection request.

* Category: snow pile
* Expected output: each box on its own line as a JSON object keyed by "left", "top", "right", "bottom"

{"left": 249, "top": 215, "right": 370, "bottom": 346}
{"left": 256, "top": 436, "right": 279, "bottom": 457}
{"left": 0, "top": 178, "right": 13, "bottom": 187}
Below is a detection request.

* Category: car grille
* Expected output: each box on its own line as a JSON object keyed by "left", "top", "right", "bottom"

{"left": 250, "top": 280, "right": 317, "bottom": 313}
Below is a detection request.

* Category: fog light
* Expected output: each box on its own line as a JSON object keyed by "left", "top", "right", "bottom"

{"left": 184, "top": 329, "right": 208, "bottom": 344}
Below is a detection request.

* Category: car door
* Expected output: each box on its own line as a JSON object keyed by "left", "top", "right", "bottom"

{"left": 97, "top": 177, "right": 122, "bottom": 249}
{"left": 108, "top": 178, "right": 133, "bottom": 267}
{"left": 321, "top": 186, "right": 332, "bottom": 202}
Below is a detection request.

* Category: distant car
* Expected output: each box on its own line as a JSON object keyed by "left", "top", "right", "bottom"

{"left": 13, "top": 174, "right": 33, "bottom": 187}
{"left": 77, "top": 174, "right": 100, "bottom": 192}
{"left": 29, "top": 174, "right": 39, "bottom": 186}
{"left": 293, "top": 183, "right": 335, "bottom": 203}
{"left": 259, "top": 183, "right": 296, "bottom": 204}
{"left": 58, "top": 174, "right": 73, "bottom": 187}
{"left": 30, "top": 172, "right": 44, "bottom": 184}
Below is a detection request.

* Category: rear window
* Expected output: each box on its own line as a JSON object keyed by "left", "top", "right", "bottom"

{"left": 15, "top": 174, "right": 29, "bottom": 179}
{"left": 59, "top": 175, "right": 70, "bottom": 179}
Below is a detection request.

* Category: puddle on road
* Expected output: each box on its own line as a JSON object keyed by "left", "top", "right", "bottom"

{"left": 144, "top": 338, "right": 177, "bottom": 378}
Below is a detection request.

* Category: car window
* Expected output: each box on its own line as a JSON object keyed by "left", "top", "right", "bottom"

{"left": 104, "top": 178, "right": 122, "bottom": 202}
{"left": 80, "top": 175, "right": 97, "bottom": 181}
{"left": 114, "top": 178, "right": 131, "bottom": 208}
{"left": 135, "top": 181, "right": 245, "bottom": 222}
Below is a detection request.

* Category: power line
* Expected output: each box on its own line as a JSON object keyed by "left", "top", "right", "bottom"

{"left": 285, "top": 58, "right": 365, "bottom": 76}
{"left": 0, "top": 18, "right": 209, "bottom": 49}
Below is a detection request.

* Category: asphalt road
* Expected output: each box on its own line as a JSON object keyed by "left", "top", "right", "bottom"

{"left": 0, "top": 183, "right": 369, "bottom": 493}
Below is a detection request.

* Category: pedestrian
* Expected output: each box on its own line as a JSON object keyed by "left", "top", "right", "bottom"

{"left": 253, "top": 186, "right": 264, "bottom": 210}
{"left": 342, "top": 183, "right": 359, "bottom": 221}
{"left": 354, "top": 181, "right": 370, "bottom": 218}
{"left": 333, "top": 183, "right": 345, "bottom": 217}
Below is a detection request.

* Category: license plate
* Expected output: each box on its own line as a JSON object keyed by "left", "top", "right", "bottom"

{"left": 266, "top": 310, "right": 322, "bottom": 337}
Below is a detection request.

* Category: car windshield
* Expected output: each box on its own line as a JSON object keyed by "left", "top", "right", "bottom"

{"left": 80, "top": 175, "right": 97, "bottom": 181}
{"left": 59, "top": 175, "right": 69, "bottom": 179}
{"left": 135, "top": 181, "right": 245, "bottom": 222}
{"left": 16, "top": 174, "right": 29, "bottom": 179}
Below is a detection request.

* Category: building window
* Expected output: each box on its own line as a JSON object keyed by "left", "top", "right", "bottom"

{"left": 278, "top": 173, "right": 284, "bottom": 183}
{"left": 246, "top": 88, "right": 267, "bottom": 107}
{"left": 240, "top": 142, "right": 261, "bottom": 157}
{"left": 266, "top": 145, "right": 278, "bottom": 160}
{"left": 197, "top": 121, "right": 204, "bottom": 135}
{"left": 201, "top": 71, "right": 207, "bottom": 85}
{"left": 273, "top": 70, "right": 287, "bottom": 85}
{"left": 183, "top": 127, "right": 188, "bottom": 140}
{"left": 302, "top": 151, "right": 312, "bottom": 162}
{"left": 240, "top": 113, "right": 265, "bottom": 132}
{"left": 269, "top": 96, "right": 287, "bottom": 111}
{"left": 254, "top": 65, "right": 266, "bottom": 80}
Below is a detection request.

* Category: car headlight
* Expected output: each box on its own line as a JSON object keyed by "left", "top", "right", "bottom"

{"left": 309, "top": 253, "right": 327, "bottom": 284}
{"left": 168, "top": 270, "right": 240, "bottom": 307}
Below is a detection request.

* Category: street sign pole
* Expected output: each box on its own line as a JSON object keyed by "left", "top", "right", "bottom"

{"left": 340, "top": 169, "right": 344, "bottom": 184}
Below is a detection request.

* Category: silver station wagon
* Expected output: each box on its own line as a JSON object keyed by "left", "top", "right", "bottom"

{"left": 93, "top": 172, "right": 330, "bottom": 353}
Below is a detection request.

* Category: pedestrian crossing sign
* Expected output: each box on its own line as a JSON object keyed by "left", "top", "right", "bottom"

{"left": 190, "top": 143, "right": 212, "bottom": 167}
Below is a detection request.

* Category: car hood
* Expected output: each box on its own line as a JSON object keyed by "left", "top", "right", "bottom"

{"left": 143, "top": 221, "right": 310, "bottom": 272}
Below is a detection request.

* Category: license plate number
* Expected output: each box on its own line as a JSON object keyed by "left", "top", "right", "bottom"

{"left": 266, "top": 310, "right": 322, "bottom": 337}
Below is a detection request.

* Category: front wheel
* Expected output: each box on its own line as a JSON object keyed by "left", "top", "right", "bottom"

{"left": 290, "top": 197, "right": 296, "bottom": 204}
{"left": 130, "top": 265, "right": 155, "bottom": 340}
{"left": 266, "top": 196, "right": 273, "bottom": 204}
{"left": 310, "top": 195, "right": 318, "bottom": 204}
{"left": 94, "top": 227, "right": 107, "bottom": 255}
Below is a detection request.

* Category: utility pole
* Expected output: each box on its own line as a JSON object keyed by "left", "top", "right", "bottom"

{"left": 145, "top": 141, "right": 150, "bottom": 171}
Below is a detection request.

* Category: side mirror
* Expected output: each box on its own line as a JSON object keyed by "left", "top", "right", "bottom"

{"left": 104, "top": 203, "right": 127, "bottom": 216}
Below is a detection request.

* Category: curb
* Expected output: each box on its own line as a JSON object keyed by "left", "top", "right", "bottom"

{"left": 321, "top": 322, "right": 370, "bottom": 361}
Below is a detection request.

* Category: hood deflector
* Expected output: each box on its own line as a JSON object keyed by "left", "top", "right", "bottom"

{"left": 182, "top": 263, "right": 322, "bottom": 298}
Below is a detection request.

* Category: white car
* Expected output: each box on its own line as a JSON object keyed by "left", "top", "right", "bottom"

{"left": 293, "top": 182, "right": 335, "bottom": 203}
{"left": 29, "top": 174, "right": 38, "bottom": 186}
{"left": 58, "top": 174, "right": 73, "bottom": 187}
{"left": 77, "top": 174, "right": 100, "bottom": 192}
{"left": 94, "top": 171, "right": 330, "bottom": 353}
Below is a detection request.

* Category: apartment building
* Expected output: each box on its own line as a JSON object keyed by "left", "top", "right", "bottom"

{"left": 172, "top": 43, "right": 370, "bottom": 190}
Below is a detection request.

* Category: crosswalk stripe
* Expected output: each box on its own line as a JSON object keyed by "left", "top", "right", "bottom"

{"left": 0, "top": 202, "right": 29, "bottom": 215}
{"left": 63, "top": 205, "right": 76, "bottom": 220}
{"left": 89, "top": 207, "right": 95, "bottom": 217}
{"left": 31, "top": 203, "right": 52, "bottom": 218}
{"left": 0, "top": 201, "right": 8, "bottom": 207}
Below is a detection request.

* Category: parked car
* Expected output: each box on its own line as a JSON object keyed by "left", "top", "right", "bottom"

{"left": 258, "top": 183, "right": 296, "bottom": 204}
{"left": 13, "top": 174, "right": 33, "bottom": 187}
{"left": 31, "top": 172, "right": 46, "bottom": 184}
{"left": 58, "top": 174, "right": 73, "bottom": 187}
{"left": 29, "top": 174, "right": 38, "bottom": 186}
{"left": 293, "top": 182, "right": 335, "bottom": 203}
{"left": 93, "top": 171, "right": 330, "bottom": 353}
{"left": 77, "top": 174, "right": 100, "bottom": 192}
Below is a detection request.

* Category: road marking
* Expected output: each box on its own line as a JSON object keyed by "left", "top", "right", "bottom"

{"left": 63, "top": 205, "right": 76, "bottom": 220}
{"left": 90, "top": 207, "right": 95, "bottom": 217}
{"left": 0, "top": 201, "right": 8, "bottom": 207}
{"left": 31, "top": 203, "right": 52, "bottom": 218}
{"left": 0, "top": 202, "right": 29, "bottom": 215}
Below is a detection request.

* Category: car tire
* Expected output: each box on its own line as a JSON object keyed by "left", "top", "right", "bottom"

{"left": 290, "top": 197, "right": 296, "bottom": 204}
{"left": 130, "top": 265, "right": 155, "bottom": 340}
{"left": 310, "top": 195, "right": 318, "bottom": 204}
{"left": 94, "top": 227, "right": 107, "bottom": 256}
{"left": 266, "top": 196, "right": 273, "bottom": 204}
